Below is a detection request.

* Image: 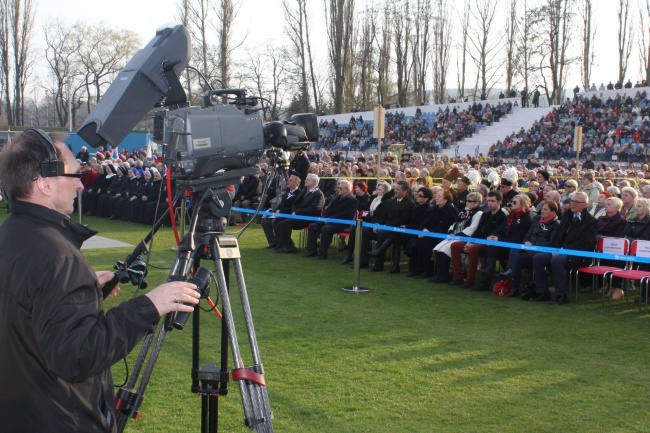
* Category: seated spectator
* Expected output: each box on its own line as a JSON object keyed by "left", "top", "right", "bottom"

{"left": 531, "top": 192, "right": 598, "bottom": 305}
{"left": 590, "top": 191, "right": 611, "bottom": 219}
{"left": 341, "top": 181, "right": 394, "bottom": 267}
{"left": 233, "top": 173, "right": 261, "bottom": 224}
{"left": 597, "top": 197, "right": 627, "bottom": 238}
{"left": 304, "top": 179, "right": 357, "bottom": 260}
{"left": 470, "top": 193, "right": 533, "bottom": 293}
{"left": 500, "top": 200, "right": 561, "bottom": 300}
{"left": 274, "top": 174, "right": 325, "bottom": 253}
{"left": 368, "top": 181, "right": 415, "bottom": 272}
{"left": 578, "top": 172, "right": 599, "bottom": 212}
{"left": 430, "top": 192, "right": 484, "bottom": 282}
{"left": 623, "top": 198, "right": 650, "bottom": 241}
{"left": 261, "top": 175, "right": 302, "bottom": 250}
{"left": 620, "top": 186, "right": 638, "bottom": 221}
{"left": 400, "top": 187, "right": 435, "bottom": 275}
{"left": 408, "top": 189, "right": 457, "bottom": 277}
{"left": 561, "top": 179, "right": 578, "bottom": 201}
{"left": 448, "top": 190, "right": 506, "bottom": 288}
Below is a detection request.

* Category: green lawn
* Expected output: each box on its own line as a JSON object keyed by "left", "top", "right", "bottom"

{"left": 8, "top": 211, "right": 650, "bottom": 432}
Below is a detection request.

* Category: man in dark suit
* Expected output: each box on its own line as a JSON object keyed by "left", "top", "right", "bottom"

{"left": 261, "top": 175, "right": 302, "bottom": 249}
{"left": 274, "top": 173, "right": 325, "bottom": 253}
{"left": 368, "top": 181, "right": 415, "bottom": 272}
{"left": 304, "top": 179, "right": 358, "bottom": 260}
{"left": 531, "top": 191, "right": 598, "bottom": 304}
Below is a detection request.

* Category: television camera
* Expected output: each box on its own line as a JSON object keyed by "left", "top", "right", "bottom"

{"left": 76, "top": 23, "right": 317, "bottom": 433}
{"left": 77, "top": 24, "right": 318, "bottom": 185}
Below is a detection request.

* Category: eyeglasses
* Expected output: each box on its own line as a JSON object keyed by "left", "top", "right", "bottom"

{"left": 416, "top": 194, "right": 426, "bottom": 198}
{"left": 570, "top": 200, "right": 586, "bottom": 204}
{"left": 466, "top": 200, "right": 479, "bottom": 203}
{"left": 33, "top": 172, "right": 83, "bottom": 181}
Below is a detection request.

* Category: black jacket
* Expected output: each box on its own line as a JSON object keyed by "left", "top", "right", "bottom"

{"left": 374, "top": 196, "right": 415, "bottom": 227}
{"left": 322, "top": 193, "right": 358, "bottom": 221}
{"left": 523, "top": 215, "right": 561, "bottom": 246}
{"left": 276, "top": 187, "right": 303, "bottom": 214}
{"left": 0, "top": 201, "right": 160, "bottom": 433}
{"left": 497, "top": 210, "right": 533, "bottom": 244}
{"left": 235, "top": 175, "right": 261, "bottom": 201}
{"left": 597, "top": 212, "right": 627, "bottom": 238}
{"left": 426, "top": 202, "right": 459, "bottom": 233}
{"left": 474, "top": 208, "right": 508, "bottom": 239}
{"left": 293, "top": 188, "right": 325, "bottom": 216}
{"left": 355, "top": 192, "right": 372, "bottom": 212}
{"left": 406, "top": 202, "right": 434, "bottom": 230}
{"left": 551, "top": 208, "right": 598, "bottom": 264}
{"left": 623, "top": 215, "right": 650, "bottom": 241}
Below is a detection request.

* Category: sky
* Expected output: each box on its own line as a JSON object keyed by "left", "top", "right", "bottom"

{"left": 34, "top": 0, "right": 645, "bottom": 101}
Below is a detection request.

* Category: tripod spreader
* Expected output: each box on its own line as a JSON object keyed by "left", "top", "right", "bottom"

{"left": 192, "top": 363, "right": 231, "bottom": 397}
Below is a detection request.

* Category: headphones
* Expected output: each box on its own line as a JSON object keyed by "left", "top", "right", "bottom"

{"left": 24, "top": 128, "right": 65, "bottom": 177}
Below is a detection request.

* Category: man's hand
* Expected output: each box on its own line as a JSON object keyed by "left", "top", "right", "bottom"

{"left": 145, "top": 282, "right": 200, "bottom": 316}
{"left": 96, "top": 270, "right": 120, "bottom": 298}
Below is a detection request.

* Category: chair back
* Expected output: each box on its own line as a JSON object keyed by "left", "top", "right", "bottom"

{"left": 632, "top": 239, "right": 650, "bottom": 262}
{"left": 600, "top": 237, "right": 629, "bottom": 255}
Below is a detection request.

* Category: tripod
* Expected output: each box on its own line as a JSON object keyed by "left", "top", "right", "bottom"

{"left": 113, "top": 177, "right": 273, "bottom": 433}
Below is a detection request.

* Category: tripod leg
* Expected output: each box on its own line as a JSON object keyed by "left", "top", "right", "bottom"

{"left": 210, "top": 236, "right": 274, "bottom": 433}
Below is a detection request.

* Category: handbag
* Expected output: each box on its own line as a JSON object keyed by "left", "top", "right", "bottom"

{"left": 492, "top": 279, "right": 512, "bottom": 297}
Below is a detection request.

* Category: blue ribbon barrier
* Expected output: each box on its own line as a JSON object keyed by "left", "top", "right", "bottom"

{"left": 231, "top": 207, "right": 650, "bottom": 264}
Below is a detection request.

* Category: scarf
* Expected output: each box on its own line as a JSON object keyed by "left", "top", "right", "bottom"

{"left": 506, "top": 209, "right": 525, "bottom": 228}
{"left": 539, "top": 213, "right": 557, "bottom": 224}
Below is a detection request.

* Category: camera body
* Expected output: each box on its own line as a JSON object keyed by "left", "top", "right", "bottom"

{"left": 154, "top": 103, "right": 265, "bottom": 180}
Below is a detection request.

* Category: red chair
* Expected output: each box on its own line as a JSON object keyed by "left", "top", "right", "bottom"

{"left": 574, "top": 237, "right": 629, "bottom": 303}
{"left": 611, "top": 240, "right": 650, "bottom": 310}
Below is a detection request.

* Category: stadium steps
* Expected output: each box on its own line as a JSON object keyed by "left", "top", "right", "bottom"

{"left": 442, "top": 106, "right": 555, "bottom": 159}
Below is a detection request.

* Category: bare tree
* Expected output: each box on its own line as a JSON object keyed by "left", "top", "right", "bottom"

{"left": 504, "top": 0, "right": 518, "bottom": 96}
{"left": 467, "top": 0, "right": 500, "bottom": 100}
{"left": 214, "top": 0, "right": 242, "bottom": 88}
{"left": 0, "top": 0, "right": 35, "bottom": 126}
{"left": 579, "top": 0, "right": 595, "bottom": 90}
{"left": 78, "top": 25, "right": 140, "bottom": 107}
{"left": 0, "top": 1, "right": 12, "bottom": 124}
{"left": 282, "top": 0, "right": 311, "bottom": 112}
{"left": 431, "top": 0, "right": 452, "bottom": 104}
{"left": 393, "top": 0, "right": 412, "bottom": 107}
{"left": 325, "top": 0, "right": 355, "bottom": 114}
{"left": 411, "top": 0, "right": 432, "bottom": 105}
{"left": 533, "top": 0, "right": 574, "bottom": 105}
{"left": 515, "top": 0, "right": 537, "bottom": 99}
{"left": 44, "top": 19, "right": 82, "bottom": 128}
{"left": 456, "top": 0, "right": 470, "bottom": 100}
{"left": 639, "top": 1, "right": 650, "bottom": 84}
{"left": 302, "top": 5, "right": 321, "bottom": 113}
{"left": 617, "top": 0, "right": 634, "bottom": 84}
{"left": 357, "top": 6, "right": 376, "bottom": 111}
{"left": 373, "top": 4, "right": 392, "bottom": 107}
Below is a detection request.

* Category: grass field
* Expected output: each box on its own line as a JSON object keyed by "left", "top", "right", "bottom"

{"left": 9, "top": 210, "right": 650, "bottom": 432}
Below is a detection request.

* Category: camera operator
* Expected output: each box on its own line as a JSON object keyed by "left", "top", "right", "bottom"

{"left": 289, "top": 149, "right": 309, "bottom": 186}
{"left": 0, "top": 130, "right": 200, "bottom": 433}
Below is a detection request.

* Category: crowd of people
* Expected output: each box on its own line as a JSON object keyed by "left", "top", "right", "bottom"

{"left": 257, "top": 156, "right": 650, "bottom": 305}
{"left": 489, "top": 92, "right": 650, "bottom": 164}
{"left": 317, "top": 101, "right": 514, "bottom": 153}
